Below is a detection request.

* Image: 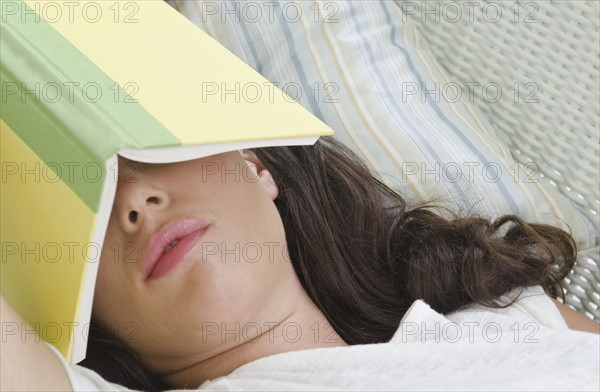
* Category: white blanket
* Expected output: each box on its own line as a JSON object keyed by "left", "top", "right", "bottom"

{"left": 51, "top": 286, "right": 599, "bottom": 391}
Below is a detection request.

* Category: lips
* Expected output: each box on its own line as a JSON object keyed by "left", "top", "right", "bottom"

{"left": 142, "top": 219, "right": 209, "bottom": 281}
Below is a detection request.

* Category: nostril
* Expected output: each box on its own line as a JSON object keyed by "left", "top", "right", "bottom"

{"left": 128, "top": 211, "right": 138, "bottom": 223}
{"left": 146, "top": 196, "right": 159, "bottom": 204}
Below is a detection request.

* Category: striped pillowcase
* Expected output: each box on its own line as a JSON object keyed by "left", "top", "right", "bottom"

{"left": 168, "top": 0, "right": 597, "bottom": 249}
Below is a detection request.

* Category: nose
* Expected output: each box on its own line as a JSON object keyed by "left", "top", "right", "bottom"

{"left": 115, "top": 179, "right": 170, "bottom": 234}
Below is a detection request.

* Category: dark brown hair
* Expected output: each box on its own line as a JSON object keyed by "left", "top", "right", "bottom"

{"left": 80, "top": 137, "right": 576, "bottom": 390}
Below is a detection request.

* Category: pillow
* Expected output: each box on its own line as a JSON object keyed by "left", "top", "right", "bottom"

{"left": 166, "top": 1, "right": 598, "bottom": 250}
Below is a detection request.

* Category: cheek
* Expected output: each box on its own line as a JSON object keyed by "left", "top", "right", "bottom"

{"left": 179, "top": 230, "right": 261, "bottom": 310}
{"left": 92, "top": 252, "right": 125, "bottom": 329}
{"left": 175, "top": 207, "right": 289, "bottom": 330}
{"left": 92, "top": 220, "right": 136, "bottom": 328}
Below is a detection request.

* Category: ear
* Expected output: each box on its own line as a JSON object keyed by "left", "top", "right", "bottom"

{"left": 239, "top": 149, "right": 279, "bottom": 201}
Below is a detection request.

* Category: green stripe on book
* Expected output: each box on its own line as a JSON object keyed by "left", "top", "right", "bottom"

{"left": 0, "top": 0, "right": 179, "bottom": 211}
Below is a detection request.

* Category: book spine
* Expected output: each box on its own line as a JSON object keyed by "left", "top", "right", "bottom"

{"left": 0, "top": 0, "right": 178, "bottom": 211}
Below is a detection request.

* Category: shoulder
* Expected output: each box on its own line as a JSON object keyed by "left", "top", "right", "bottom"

{"left": 388, "top": 285, "right": 570, "bottom": 344}
{"left": 550, "top": 298, "right": 600, "bottom": 334}
{"left": 45, "top": 343, "right": 137, "bottom": 392}
{"left": 202, "top": 294, "right": 599, "bottom": 391}
{"left": 446, "top": 285, "right": 570, "bottom": 329}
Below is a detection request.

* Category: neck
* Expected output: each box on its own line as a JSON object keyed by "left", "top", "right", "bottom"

{"left": 161, "top": 292, "right": 347, "bottom": 389}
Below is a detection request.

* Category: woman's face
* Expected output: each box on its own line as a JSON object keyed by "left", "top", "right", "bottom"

{"left": 92, "top": 150, "right": 296, "bottom": 374}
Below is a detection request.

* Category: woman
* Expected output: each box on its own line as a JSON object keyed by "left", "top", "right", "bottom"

{"left": 2, "top": 138, "right": 598, "bottom": 391}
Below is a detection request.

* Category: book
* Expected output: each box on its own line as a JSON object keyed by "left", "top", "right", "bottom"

{"left": 0, "top": 0, "right": 334, "bottom": 365}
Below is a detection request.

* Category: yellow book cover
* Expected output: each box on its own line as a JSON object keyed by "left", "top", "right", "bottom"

{"left": 0, "top": 0, "right": 333, "bottom": 364}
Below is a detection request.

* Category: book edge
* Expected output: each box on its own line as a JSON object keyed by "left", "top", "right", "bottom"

{"left": 70, "top": 155, "right": 118, "bottom": 365}
{"left": 118, "top": 136, "right": 320, "bottom": 163}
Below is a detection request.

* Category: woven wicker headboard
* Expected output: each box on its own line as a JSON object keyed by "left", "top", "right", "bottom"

{"left": 398, "top": 0, "right": 599, "bottom": 318}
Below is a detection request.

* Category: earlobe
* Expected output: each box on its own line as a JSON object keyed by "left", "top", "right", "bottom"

{"left": 240, "top": 149, "right": 279, "bottom": 201}
{"left": 258, "top": 169, "right": 279, "bottom": 201}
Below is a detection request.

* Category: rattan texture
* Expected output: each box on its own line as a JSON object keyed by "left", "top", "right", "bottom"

{"left": 397, "top": 0, "right": 599, "bottom": 319}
